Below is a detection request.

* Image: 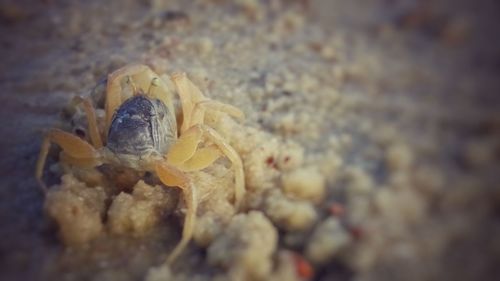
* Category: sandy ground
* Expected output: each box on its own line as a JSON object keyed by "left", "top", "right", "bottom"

{"left": 0, "top": 0, "right": 499, "bottom": 280}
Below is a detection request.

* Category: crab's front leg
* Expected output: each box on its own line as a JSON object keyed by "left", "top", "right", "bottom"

{"left": 154, "top": 161, "right": 198, "bottom": 264}
{"left": 153, "top": 126, "right": 224, "bottom": 264}
{"left": 170, "top": 73, "right": 245, "bottom": 206}
{"left": 36, "top": 129, "right": 102, "bottom": 192}
{"left": 169, "top": 124, "right": 244, "bottom": 205}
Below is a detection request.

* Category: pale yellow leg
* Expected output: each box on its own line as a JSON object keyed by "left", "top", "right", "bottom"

{"left": 59, "top": 152, "right": 103, "bottom": 168}
{"left": 189, "top": 101, "right": 207, "bottom": 128}
{"left": 72, "top": 96, "right": 103, "bottom": 148}
{"left": 197, "top": 125, "right": 245, "bottom": 208}
{"left": 171, "top": 72, "right": 206, "bottom": 133}
{"left": 35, "top": 129, "right": 101, "bottom": 192}
{"left": 158, "top": 72, "right": 245, "bottom": 264}
{"left": 166, "top": 126, "right": 203, "bottom": 166}
{"left": 105, "top": 67, "right": 127, "bottom": 132}
{"left": 190, "top": 100, "right": 245, "bottom": 126}
{"left": 155, "top": 161, "right": 198, "bottom": 264}
{"left": 205, "top": 100, "right": 244, "bottom": 120}
{"left": 179, "top": 145, "right": 221, "bottom": 172}
{"left": 167, "top": 124, "right": 245, "bottom": 208}
{"left": 165, "top": 125, "right": 223, "bottom": 172}
{"left": 171, "top": 72, "right": 245, "bottom": 130}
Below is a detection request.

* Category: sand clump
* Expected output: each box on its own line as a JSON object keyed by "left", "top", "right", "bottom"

{"left": 262, "top": 188, "right": 318, "bottom": 231}
{"left": 207, "top": 211, "right": 278, "bottom": 280}
{"left": 45, "top": 174, "right": 107, "bottom": 245}
{"left": 306, "top": 217, "right": 352, "bottom": 265}
{"left": 107, "top": 180, "right": 178, "bottom": 236}
{"left": 281, "top": 166, "right": 325, "bottom": 203}
{"left": 45, "top": 175, "right": 179, "bottom": 244}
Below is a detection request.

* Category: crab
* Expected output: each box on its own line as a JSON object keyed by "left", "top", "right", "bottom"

{"left": 35, "top": 64, "right": 245, "bottom": 263}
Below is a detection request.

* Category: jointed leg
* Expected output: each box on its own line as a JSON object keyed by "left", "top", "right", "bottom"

{"left": 166, "top": 126, "right": 203, "bottom": 166}
{"left": 157, "top": 125, "right": 243, "bottom": 263}
{"left": 171, "top": 72, "right": 206, "bottom": 133}
{"left": 35, "top": 129, "right": 101, "bottom": 192}
{"left": 190, "top": 100, "right": 245, "bottom": 127}
{"left": 105, "top": 66, "right": 128, "bottom": 132}
{"left": 157, "top": 72, "right": 245, "bottom": 263}
{"left": 170, "top": 73, "right": 245, "bottom": 205}
{"left": 72, "top": 96, "right": 103, "bottom": 148}
{"left": 165, "top": 125, "right": 223, "bottom": 172}
{"left": 197, "top": 125, "right": 245, "bottom": 208}
{"left": 180, "top": 145, "right": 222, "bottom": 172}
{"left": 166, "top": 124, "right": 245, "bottom": 208}
{"left": 59, "top": 151, "right": 102, "bottom": 168}
{"left": 155, "top": 161, "right": 198, "bottom": 264}
{"left": 171, "top": 72, "right": 245, "bottom": 132}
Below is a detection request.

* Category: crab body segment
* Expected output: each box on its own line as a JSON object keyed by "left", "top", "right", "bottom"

{"left": 106, "top": 95, "right": 177, "bottom": 170}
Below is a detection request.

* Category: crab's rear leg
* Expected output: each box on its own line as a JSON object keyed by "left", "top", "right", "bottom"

{"left": 154, "top": 161, "right": 198, "bottom": 264}
{"left": 190, "top": 100, "right": 245, "bottom": 127}
{"left": 170, "top": 72, "right": 245, "bottom": 132}
{"left": 72, "top": 96, "right": 103, "bottom": 148}
{"left": 35, "top": 129, "right": 101, "bottom": 192}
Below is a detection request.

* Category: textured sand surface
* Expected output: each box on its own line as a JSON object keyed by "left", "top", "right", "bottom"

{"left": 0, "top": 0, "right": 499, "bottom": 280}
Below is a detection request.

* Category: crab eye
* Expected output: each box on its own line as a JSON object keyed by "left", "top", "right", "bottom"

{"left": 74, "top": 128, "right": 86, "bottom": 139}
